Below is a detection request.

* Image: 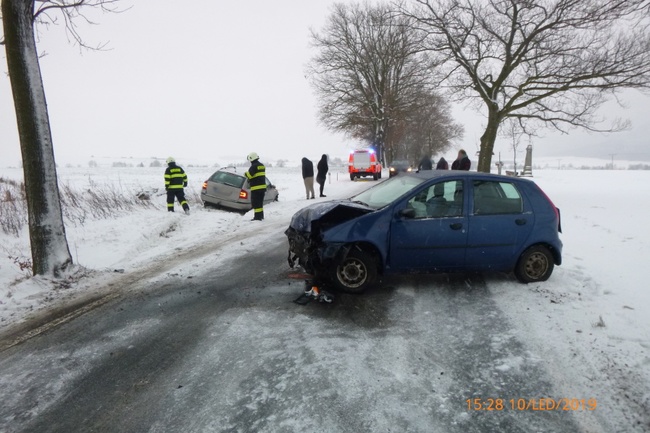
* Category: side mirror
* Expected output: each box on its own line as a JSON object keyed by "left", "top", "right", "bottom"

{"left": 269, "top": 185, "right": 276, "bottom": 189}
{"left": 399, "top": 208, "right": 416, "bottom": 218}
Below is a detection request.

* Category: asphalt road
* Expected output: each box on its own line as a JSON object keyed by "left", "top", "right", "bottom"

{"left": 0, "top": 231, "right": 589, "bottom": 433}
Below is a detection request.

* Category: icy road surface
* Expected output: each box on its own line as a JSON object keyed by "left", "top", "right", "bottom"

{"left": 1, "top": 229, "right": 593, "bottom": 433}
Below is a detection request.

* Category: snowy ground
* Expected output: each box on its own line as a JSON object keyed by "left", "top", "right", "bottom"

{"left": 0, "top": 163, "right": 370, "bottom": 329}
{"left": 1, "top": 161, "right": 650, "bottom": 429}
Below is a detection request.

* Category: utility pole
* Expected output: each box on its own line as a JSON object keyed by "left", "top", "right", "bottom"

{"left": 608, "top": 154, "right": 616, "bottom": 170}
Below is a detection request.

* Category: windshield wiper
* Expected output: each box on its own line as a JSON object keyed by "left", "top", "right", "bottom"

{"left": 351, "top": 200, "right": 370, "bottom": 207}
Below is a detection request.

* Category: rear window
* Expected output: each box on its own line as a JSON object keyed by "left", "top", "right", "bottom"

{"left": 210, "top": 171, "right": 245, "bottom": 188}
{"left": 352, "top": 152, "right": 371, "bottom": 166}
{"left": 472, "top": 180, "right": 523, "bottom": 215}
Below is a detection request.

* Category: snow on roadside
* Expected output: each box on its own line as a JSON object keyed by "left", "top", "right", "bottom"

{"left": 0, "top": 165, "right": 366, "bottom": 331}
{"left": 488, "top": 170, "right": 650, "bottom": 430}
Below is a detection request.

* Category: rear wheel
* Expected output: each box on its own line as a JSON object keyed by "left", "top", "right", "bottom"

{"left": 350, "top": 174, "right": 355, "bottom": 181}
{"left": 514, "top": 245, "right": 554, "bottom": 283}
{"left": 333, "top": 248, "right": 378, "bottom": 293}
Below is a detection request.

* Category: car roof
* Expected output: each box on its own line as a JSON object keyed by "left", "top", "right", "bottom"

{"left": 404, "top": 170, "right": 535, "bottom": 184}
{"left": 217, "top": 166, "right": 243, "bottom": 176}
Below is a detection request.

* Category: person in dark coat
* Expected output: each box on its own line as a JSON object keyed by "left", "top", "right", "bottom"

{"left": 451, "top": 149, "right": 471, "bottom": 171}
{"left": 436, "top": 157, "right": 449, "bottom": 170}
{"left": 164, "top": 157, "right": 190, "bottom": 214}
{"left": 301, "top": 157, "right": 316, "bottom": 199}
{"left": 245, "top": 152, "right": 266, "bottom": 220}
{"left": 418, "top": 155, "right": 433, "bottom": 171}
{"left": 316, "top": 154, "right": 329, "bottom": 197}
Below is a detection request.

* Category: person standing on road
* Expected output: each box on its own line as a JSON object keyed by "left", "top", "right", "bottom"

{"left": 316, "top": 154, "right": 329, "bottom": 197}
{"left": 246, "top": 152, "right": 266, "bottom": 221}
{"left": 451, "top": 149, "right": 471, "bottom": 171}
{"left": 164, "top": 157, "right": 190, "bottom": 214}
{"left": 436, "top": 157, "right": 449, "bottom": 170}
{"left": 301, "top": 157, "right": 316, "bottom": 199}
{"left": 418, "top": 154, "right": 433, "bottom": 171}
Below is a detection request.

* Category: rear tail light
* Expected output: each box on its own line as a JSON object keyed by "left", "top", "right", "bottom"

{"left": 537, "top": 185, "right": 561, "bottom": 233}
{"left": 202, "top": 181, "right": 208, "bottom": 191}
{"left": 239, "top": 189, "right": 248, "bottom": 199}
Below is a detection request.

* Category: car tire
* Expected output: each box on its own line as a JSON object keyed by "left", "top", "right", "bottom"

{"left": 333, "top": 248, "right": 378, "bottom": 293}
{"left": 514, "top": 245, "right": 554, "bottom": 283}
{"left": 350, "top": 174, "right": 355, "bottom": 181}
{"left": 373, "top": 173, "right": 378, "bottom": 180}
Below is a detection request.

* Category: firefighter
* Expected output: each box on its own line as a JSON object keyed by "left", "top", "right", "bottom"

{"left": 245, "top": 152, "right": 266, "bottom": 221}
{"left": 164, "top": 157, "right": 190, "bottom": 214}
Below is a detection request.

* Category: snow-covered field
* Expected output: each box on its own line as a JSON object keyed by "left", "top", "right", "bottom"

{"left": 1, "top": 161, "right": 650, "bottom": 429}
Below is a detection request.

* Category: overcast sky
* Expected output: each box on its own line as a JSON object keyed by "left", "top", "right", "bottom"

{"left": 2, "top": 0, "right": 650, "bottom": 167}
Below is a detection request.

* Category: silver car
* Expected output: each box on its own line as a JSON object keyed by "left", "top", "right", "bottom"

{"left": 201, "top": 167, "right": 279, "bottom": 213}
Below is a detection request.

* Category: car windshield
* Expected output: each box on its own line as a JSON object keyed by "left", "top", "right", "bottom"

{"left": 349, "top": 175, "right": 424, "bottom": 209}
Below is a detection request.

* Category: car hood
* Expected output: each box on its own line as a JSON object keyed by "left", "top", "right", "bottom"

{"left": 288, "top": 200, "right": 374, "bottom": 234}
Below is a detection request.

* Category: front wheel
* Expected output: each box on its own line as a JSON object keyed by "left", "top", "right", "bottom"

{"left": 514, "top": 245, "right": 554, "bottom": 283}
{"left": 332, "top": 248, "right": 378, "bottom": 293}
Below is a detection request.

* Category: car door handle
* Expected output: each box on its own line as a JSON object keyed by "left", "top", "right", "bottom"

{"left": 515, "top": 218, "right": 527, "bottom": 226}
{"left": 450, "top": 223, "right": 463, "bottom": 230}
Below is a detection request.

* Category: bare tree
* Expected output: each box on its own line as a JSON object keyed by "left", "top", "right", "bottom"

{"left": 1, "top": 0, "right": 119, "bottom": 276}
{"left": 405, "top": 0, "right": 650, "bottom": 172}
{"left": 308, "top": 2, "right": 443, "bottom": 165}
{"left": 400, "top": 91, "right": 463, "bottom": 163}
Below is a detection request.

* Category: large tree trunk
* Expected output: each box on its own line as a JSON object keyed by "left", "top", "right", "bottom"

{"left": 477, "top": 107, "right": 501, "bottom": 173}
{"left": 2, "top": 0, "right": 73, "bottom": 276}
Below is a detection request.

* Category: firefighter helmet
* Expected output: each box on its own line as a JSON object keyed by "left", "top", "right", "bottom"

{"left": 166, "top": 157, "right": 175, "bottom": 164}
{"left": 247, "top": 152, "right": 259, "bottom": 162}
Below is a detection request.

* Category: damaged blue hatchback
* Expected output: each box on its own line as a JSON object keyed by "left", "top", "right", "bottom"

{"left": 285, "top": 171, "right": 562, "bottom": 293}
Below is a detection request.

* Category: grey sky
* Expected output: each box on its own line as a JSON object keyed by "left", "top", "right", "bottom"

{"left": 2, "top": 0, "right": 650, "bottom": 167}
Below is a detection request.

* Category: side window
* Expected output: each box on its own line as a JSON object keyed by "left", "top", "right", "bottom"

{"left": 472, "top": 181, "right": 523, "bottom": 215}
{"left": 406, "top": 180, "right": 464, "bottom": 218}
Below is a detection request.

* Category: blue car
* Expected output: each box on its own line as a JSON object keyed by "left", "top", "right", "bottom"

{"left": 285, "top": 171, "right": 562, "bottom": 293}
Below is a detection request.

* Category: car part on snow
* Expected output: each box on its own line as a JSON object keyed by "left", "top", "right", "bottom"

{"left": 293, "top": 280, "right": 334, "bottom": 305}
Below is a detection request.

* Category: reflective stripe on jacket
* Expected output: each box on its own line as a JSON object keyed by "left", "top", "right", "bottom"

{"left": 245, "top": 160, "right": 267, "bottom": 191}
{"left": 165, "top": 164, "right": 188, "bottom": 189}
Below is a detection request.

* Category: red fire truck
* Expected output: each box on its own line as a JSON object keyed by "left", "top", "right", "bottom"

{"left": 348, "top": 149, "right": 382, "bottom": 181}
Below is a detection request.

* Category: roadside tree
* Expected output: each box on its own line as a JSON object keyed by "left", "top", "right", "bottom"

{"left": 308, "top": 2, "right": 454, "bottom": 165}
{"left": 398, "top": 91, "right": 463, "bottom": 164}
{"left": 1, "top": 0, "right": 120, "bottom": 276}
{"left": 405, "top": 0, "right": 650, "bottom": 172}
